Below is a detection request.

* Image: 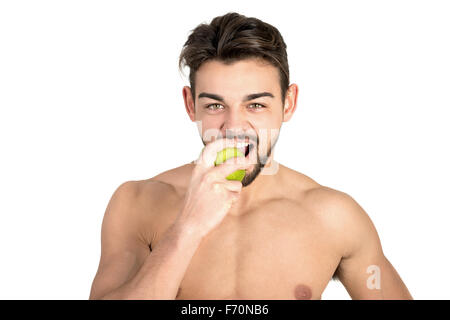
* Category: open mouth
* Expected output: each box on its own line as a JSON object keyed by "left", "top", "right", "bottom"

{"left": 245, "top": 143, "right": 254, "bottom": 157}
{"left": 235, "top": 141, "right": 254, "bottom": 158}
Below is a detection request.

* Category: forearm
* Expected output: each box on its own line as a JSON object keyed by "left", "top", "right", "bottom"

{"left": 100, "top": 222, "right": 203, "bottom": 300}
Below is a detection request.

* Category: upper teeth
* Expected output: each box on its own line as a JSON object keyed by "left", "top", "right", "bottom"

{"left": 236, "top": 142, "right": 250, "bottom": 148}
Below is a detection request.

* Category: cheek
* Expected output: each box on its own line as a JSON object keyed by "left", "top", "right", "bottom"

{"left": 199, "top": 114, "right": 225, "bottom": 127}
{"left": 196, "top": 115, "right": 225, "bottom": 139}
{"left": 252, "top": 112, "right": 281, "bottom": 129}
{"left": 255, "top": 126, "right": 280, "bottom": 154}
{"left": 200, "top": 127, "right": 223, "bottom": 142}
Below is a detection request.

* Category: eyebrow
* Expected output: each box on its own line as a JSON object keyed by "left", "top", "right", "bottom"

{"left": 198, "top": 92, "right": 275, "bottom": 102}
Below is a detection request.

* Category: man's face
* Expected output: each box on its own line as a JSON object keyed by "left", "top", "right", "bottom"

{"left": 187, "top": 58, "right": 287, "bottom": 187}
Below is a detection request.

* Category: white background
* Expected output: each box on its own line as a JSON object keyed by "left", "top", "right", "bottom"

{"left": 1, "top": 0, "right": 449, "bottom": 299}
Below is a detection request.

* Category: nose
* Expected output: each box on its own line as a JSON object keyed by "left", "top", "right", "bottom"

{"left": 222, "top": 107, "right": 248, "bottom": 138}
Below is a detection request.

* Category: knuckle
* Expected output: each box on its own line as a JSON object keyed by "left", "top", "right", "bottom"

{"left": 198, "top": 153, "right": 210, "bottom": 166}
{"left": 229, "top": 193, "right": 239, "bottom": 202}
{"left": 228, "top": 181, "right": 242, "bottom": 191}
{"left": 202, "top": 173, "right": 214, "bottom": 184}
{"left": 212, "top": 183, "right": 221, "bottom": 192}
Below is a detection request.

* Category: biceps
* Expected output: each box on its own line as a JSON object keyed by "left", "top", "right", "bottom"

{"left": 90, "top": 248, "right": 149, "bottom": 299}
{"left": 337, "top": 250, "right": 386, "bottom": 299}
{"left": 90, "top": 181, "right": 149, "bottom": 299}
{"left": 337, "top": 253, "right": 412, "bottom": 299}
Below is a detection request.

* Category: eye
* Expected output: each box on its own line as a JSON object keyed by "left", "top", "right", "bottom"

{"left": 205, "top": 103, "right": 266, "bottom": 111}
{"left": 248, "top": 103, "right": 266, "bottom": 110}
{"left": 205, "top": 104, "right": 224, "bottom": 110}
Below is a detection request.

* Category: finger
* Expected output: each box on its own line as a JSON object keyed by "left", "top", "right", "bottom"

{"left": 211, "top": 157, "right": 253, "bottom": 180}
{"left": 196, "top": 138, "right": 242, "bottom": 168}
{"left": 229, "top": 191, "right": 240, "bottom": 204}
{"left": 222, "top": 180, "right": 243, "bottom": 192}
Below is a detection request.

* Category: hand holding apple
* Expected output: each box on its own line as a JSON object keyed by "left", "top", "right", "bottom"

{"left": 214, "top": 147, "right": 246, "bottom": 181}
{"left": 174, "top": 138, "right": 252, "bottom": 239}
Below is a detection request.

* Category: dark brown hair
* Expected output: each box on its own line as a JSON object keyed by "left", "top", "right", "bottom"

{"left": 178, "top": 12, "right": 290, "bottom": 106}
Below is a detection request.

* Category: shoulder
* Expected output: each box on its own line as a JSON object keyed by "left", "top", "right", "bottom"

{"left": 277, "top": 164, "right": 322, "bottom": 197}
{"left": 108, "top": 179, "right": 173, "bottom": 205}
{"left": 103, "top": 178, "right": 180, "bottom": 243}
{"left": 277, "top": 166, "right": 375, "bottom": 256}
{"left": 106, "top": 177, "right": 179, "bottom": 222}
{"left": 304, "top": 184, "right": 357, "bottom": 213}
{"left": 277, "top": 164, "right": 356, "bottom": 210}
{"left": 106, "top": 162, "right": 194, "bottom": 217}
{"left": 111, "top": 161, "right": 194, "bottom": 202}
{"left": 150, "top": 163, "right": 194, "bottom": 195}
{"left": 304, "top": 185, "right": 381, "bottom": 259}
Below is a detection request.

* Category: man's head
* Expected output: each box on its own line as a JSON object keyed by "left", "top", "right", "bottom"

{"left": 179, "top": 12, "right": 298, "bottom": 186}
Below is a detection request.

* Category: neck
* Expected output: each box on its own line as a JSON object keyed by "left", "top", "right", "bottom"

{"left": 229, "top": 151, "right": 281, "bottom": 215}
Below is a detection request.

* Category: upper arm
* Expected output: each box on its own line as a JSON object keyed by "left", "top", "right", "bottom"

{"left": 89, "top": 181, "right": 151, "bottom": 300}
{"left": 327, "top": 190, "right": 413, "bottom": 299}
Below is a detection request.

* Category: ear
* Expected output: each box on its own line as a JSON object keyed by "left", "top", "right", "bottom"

{"left": 282, "top": 84, "right": 299, "bottom": 122}
{"left": 182, "top": 86, "right": 196, "bottom": 122}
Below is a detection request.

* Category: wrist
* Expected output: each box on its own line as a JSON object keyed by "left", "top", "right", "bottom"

{"left": 171, "top": 219, "right": 204, "bottom": 244}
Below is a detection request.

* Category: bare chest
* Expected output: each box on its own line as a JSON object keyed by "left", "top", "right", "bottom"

{"left": 151, "top": 198, "right": 342, "bottom": 300}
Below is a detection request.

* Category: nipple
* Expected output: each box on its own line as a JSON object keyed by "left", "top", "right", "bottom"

{"left": 294, "top": 284, "right": 312, "bottom": 300}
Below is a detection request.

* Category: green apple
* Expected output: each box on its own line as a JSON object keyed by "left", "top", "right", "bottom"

{"left": 214, "top": 147, "right": 246, "bottom": 181}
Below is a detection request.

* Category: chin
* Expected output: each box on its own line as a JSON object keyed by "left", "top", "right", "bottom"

{"left": 241, "top": 163, "right": 263, "bottom": 187}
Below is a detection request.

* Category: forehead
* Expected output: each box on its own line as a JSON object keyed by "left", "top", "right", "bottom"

{"left": 194, "top": 58, "right": 280, "bottom": 99}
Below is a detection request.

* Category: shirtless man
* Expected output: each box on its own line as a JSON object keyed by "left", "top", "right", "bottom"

{"left": 89, "top": 12, "right": 412, "bottom": 300}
